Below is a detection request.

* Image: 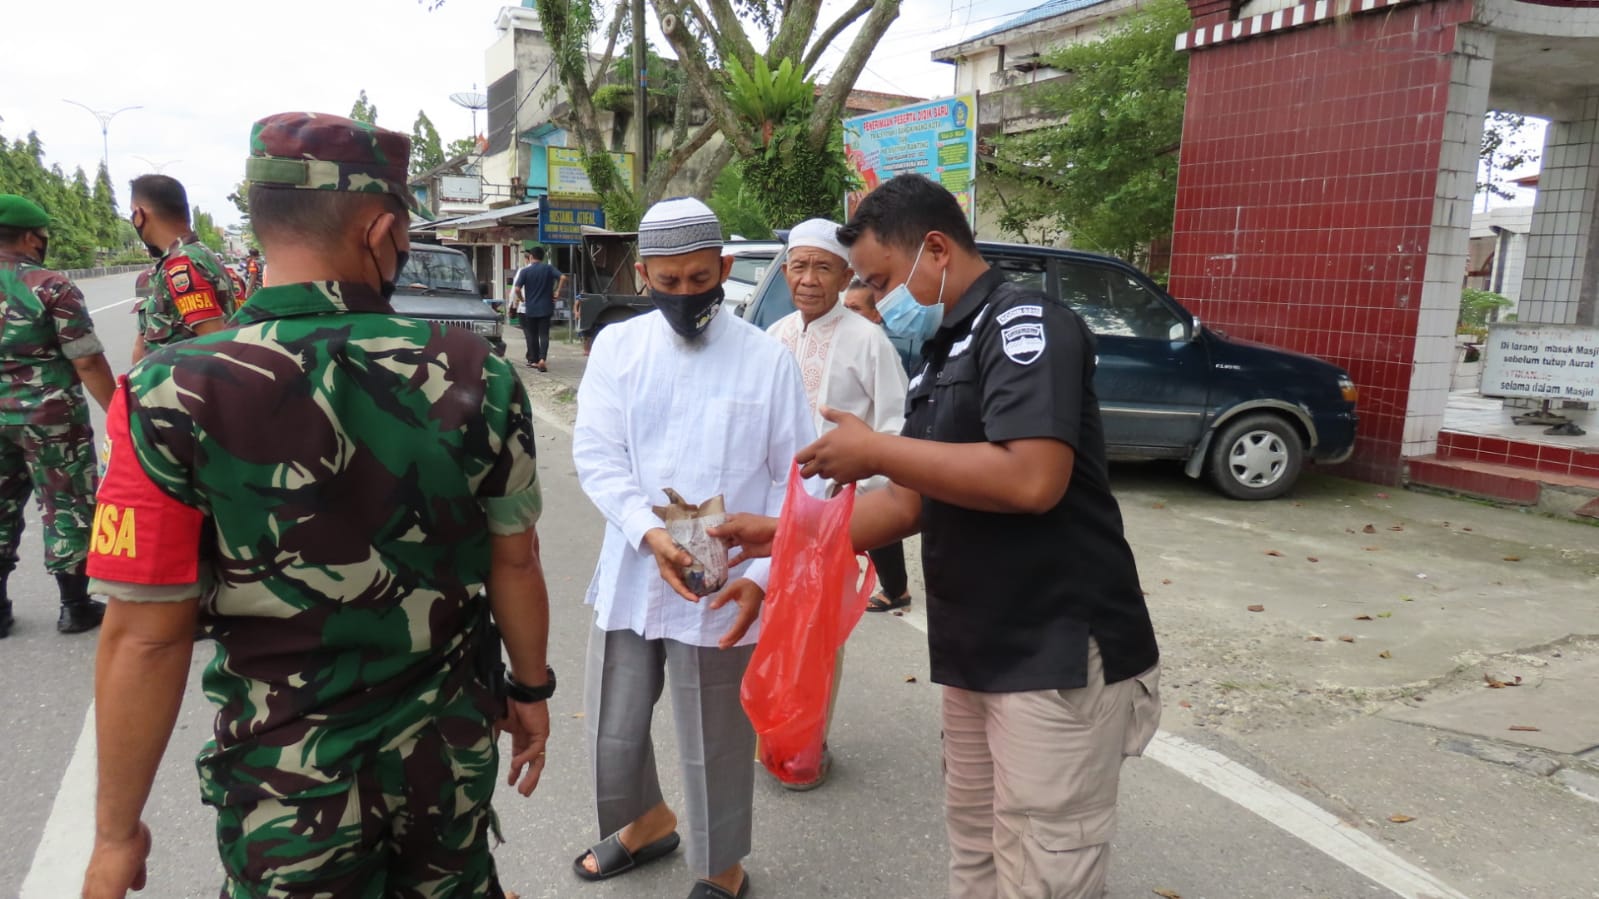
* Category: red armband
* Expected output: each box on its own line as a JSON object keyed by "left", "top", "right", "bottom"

{"left": 162, "top": 259, "right": 224, "bottom": 326}
{"left": 87, "top": 380, "right": 205, "bottom": 585}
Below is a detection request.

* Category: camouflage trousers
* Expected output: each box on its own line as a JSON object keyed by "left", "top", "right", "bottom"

{"left": 211, "top": 697, "right": 507, "bottom": 898}
{"left": 0, "top": 421, "right": 97, "bottom": 575}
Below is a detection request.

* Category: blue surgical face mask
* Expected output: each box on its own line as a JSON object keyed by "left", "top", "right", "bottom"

{"left": 875, "top": 237, "right": 945, "bottom": 343}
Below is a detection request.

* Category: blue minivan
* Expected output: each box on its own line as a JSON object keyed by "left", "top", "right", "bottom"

{"left": 742, "top": 241, "right": 1358, "bottom": 500}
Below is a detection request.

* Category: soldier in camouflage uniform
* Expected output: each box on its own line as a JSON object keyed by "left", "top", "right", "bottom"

{"left": 0, "top": 194, "right": 117, "bottom": 637}
{"left": 128, "top": 174, "right": 239, "bottom": 364}
{"left": 82, "top": 112, "right": 554, "bottom": 899}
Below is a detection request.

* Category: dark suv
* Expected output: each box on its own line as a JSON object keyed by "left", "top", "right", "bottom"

{"left": 392, "top": 244, "right": 505, "bottom": 355}
{"left": 742, "top": 242, "right": 1358, "bottom": 500}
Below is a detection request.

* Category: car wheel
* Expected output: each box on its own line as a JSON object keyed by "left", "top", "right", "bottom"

{"left": 1208, "top": 413, "right": 1304, "bottom": 501}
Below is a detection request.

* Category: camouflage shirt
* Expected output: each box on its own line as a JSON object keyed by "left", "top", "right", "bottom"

{"left": 0, "top": 249, "right": 103, "bottom": 428}
{"left": 113, "top": 281, "right": 542, "bottom": 805}
{"left": 136, "top": 233, "right": 238, "bottom": 350}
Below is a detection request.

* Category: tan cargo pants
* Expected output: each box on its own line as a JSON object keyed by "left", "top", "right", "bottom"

{"left": 942, "top": 640, "right": 1161, "bottom": 899}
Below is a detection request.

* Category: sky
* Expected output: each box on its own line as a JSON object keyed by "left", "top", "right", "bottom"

{"left": 0, "top": 0, "right": 1042, "bottom": 229}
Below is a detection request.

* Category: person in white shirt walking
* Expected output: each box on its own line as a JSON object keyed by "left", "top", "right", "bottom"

{"left": 765, "top": 219, "right": 908, "bottom": 790}
{"left": 571, "top": 197, "right": 814, "bottom": 899}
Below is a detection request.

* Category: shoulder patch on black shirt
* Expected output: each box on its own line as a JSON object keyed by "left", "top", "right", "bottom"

{"left": 996, "top": 304, "right": 1042, "bottom": 326}
{"left": 1001, "top": 322, "right": 1047, "bottom": 365}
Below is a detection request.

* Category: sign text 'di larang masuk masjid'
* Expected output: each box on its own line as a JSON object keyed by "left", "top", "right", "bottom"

{"left": 1481, "top": 323, "right": 1599, "bottom": 401}
{"left": 843, "top": 94, "right": 978, "bottom": 226}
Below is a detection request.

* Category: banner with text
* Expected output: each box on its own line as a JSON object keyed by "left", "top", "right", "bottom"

{"left": 538, "top": 196, "right": 606, "bottom": 245}
{"left": 547, "top": 147, "right": 636, "bottom": 199}
{"left": 843, "top": 94, "right": 978, "bottom": 226}
{"left": 1480, "top": 323, "right": 1599, "bottom": 401}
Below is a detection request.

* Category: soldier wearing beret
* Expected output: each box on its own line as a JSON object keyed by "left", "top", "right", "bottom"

{"left": 82, "top": 112, "right": 553, "bottom": 898}
{"left": 0, "top": 193, "right": 116, "bottom": 637}
{"left": 127, "top": 174, "right": 239, "bottom": 364}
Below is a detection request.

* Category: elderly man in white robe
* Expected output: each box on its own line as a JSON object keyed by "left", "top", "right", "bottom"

{"left": 765, "top": 218, "right": 909, "bottom": 790}
{"left": 571, "top": 197, "right": 814, "bottom": 899}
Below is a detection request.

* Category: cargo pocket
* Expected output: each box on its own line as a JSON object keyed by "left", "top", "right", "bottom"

{"left": 1122, "top": 664, "right": 1162, "bottom": 758}
{"left": 1020, "top": 803, "right": 1117, "bottom": 896}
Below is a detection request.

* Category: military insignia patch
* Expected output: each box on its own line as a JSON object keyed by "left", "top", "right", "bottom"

{"left": 168, "top": 263, "right": 192, "bottom": 294}
{"left": 1001, "top": 322, "right": 1046, "bottom": 366}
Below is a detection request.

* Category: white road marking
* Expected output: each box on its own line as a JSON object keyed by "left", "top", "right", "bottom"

{"left": 90, "top": 296, "right": 138, "bottom": 314}
{"left": 20, "top": 702, "right": 96, "bottom": 898}
{"left": 528, "top": 402, "right": 574, "bottom": 437}
{"left": 1145, "top": 733, "right": 1469, "bottom": 899}
{"left": 888, "top": 612, "right": 1467, "bottom": 898}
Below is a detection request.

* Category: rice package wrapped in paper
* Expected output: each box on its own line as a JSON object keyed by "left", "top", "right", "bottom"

{"left": 652, "top": 489, "right": 730, "bottom": 597}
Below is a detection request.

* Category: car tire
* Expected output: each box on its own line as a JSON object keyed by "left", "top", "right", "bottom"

{"left": 1208, "top": 413, "right": 1304, "bottom": 501}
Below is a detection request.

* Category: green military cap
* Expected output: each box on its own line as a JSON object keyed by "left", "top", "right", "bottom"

{"left": 0, "top": 194, "right": 52, "bottom": 229}
{"left": 245, "top": 112, "right": 424, "bottom": 216}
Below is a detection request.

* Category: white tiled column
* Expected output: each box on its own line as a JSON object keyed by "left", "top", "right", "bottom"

{"left": 1406, "top": 26, "right": 1493, "bottom": 457}
{"left": 1518, "top": 92, "right": 1599, "bottom": 327}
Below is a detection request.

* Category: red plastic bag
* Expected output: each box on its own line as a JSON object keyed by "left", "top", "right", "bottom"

{"left": 741, "top": 464, "right": 876, "bottom": 785}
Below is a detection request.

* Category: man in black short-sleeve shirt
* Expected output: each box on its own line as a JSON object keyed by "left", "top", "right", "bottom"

{"left": 716, "top": 174, "right": 1160, "bottom": 898}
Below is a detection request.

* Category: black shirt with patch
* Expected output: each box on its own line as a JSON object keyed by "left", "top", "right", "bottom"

{"left": 904, "top": 268, "right": 1159, "bottom": 693}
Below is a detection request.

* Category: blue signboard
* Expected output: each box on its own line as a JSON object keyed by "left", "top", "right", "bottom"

{"left": 538, "top": 196, "right": 606, "bottom": 245}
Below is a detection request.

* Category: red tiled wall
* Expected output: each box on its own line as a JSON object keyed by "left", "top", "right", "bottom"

{"left": 1436, "top": 431, "right": 1599, "bottom": 479}
{"left": 1168, "top": 0, "right": 1473, "bottom": 484}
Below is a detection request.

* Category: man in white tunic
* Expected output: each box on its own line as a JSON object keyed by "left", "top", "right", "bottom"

{"left": 765, "top": 219, "right": 908, "bottom": 790}
{"left": 571, "top": 197, "right": 813, "bottom": 899}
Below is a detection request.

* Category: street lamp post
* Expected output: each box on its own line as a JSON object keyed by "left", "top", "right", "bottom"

{"left": 62, "top": 100, "right": 142, "bottom": 178}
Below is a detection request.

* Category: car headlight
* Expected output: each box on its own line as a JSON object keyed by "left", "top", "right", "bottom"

{"left": 1337, "top": 375, "right": 1358, "bottom": 403}
{"left": 468, "top": 320, "right": 501, "bottom": 338}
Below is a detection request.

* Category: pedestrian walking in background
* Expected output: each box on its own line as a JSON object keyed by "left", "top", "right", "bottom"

{"left": 514, "top": 246, "right": 565, "bottom": 371}
{"left": 0, "top": 193, "right": 116, "bottom": 638}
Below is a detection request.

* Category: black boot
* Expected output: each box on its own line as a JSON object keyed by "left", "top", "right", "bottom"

{"left": 56, "top": 570, "right": 104, "bottom": 635}
{"left": 0, "top": 573, "right": 12, "bottom": 639}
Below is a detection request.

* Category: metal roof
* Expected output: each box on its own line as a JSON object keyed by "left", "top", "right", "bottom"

{"left": 965, "top": 0, "right": 1113, "bottom": 45}
{"left": 444, "top": 200, "right": 542, "bottom": 229}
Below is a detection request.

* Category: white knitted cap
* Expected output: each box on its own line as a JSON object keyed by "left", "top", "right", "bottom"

{"left": 638, "top": 196, "right": 723, "bottom": 258}
{"left": 786, "top": 218, "right": 848, "bottom": 264}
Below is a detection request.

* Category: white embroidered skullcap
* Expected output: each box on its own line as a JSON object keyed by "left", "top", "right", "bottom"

{"left": 638, "top": 196, "right": 723, "bottom": 258}
{"left": 786, "top": 218, "right": 848, "bottom": 263}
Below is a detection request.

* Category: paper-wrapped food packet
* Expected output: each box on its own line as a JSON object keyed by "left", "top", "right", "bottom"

{"left": 652, "top": 489, "right": 729, "bottom": 597}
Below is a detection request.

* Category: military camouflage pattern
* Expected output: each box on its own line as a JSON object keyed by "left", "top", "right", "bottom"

{"left": 214, "top": 686, "right": 506, "bottom": 898}
{"left": 137, "top": 234, "right": 238, "bottom": 351}
{"left": 119, "top": 280, "right": 540, "bottom": 884}
{"left": 247, "top": 111, "right": 420, "bottom": 213}
{"left": 0, "top": 421, "right": 97, "bottom": 574}
{"left": 0, "top": 249, "right": 102, "bottom": 428}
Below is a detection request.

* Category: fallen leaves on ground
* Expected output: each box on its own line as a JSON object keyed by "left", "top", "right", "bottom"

{"left": 1389, "top": 524, "right": 1405, "bottom": 531}
{"left": 1376, "top": 492, "right": 1389, "bottom": 499}
{"left": 1388, "top": 814, "right": 1416, "bottom": 824}
{"left": 1484, "top": 674, "right": 1523, "bottom": 688}
{"left": 1178, "top": 700, "right": 1192, "bottom": 709}
{"left": 1339, "top": 635, "right": 1356, "bottom": 643}
{"left": 1377, "top": 611, "right": 1393, "bottom": 618}
{"left": 1307, "top": 556, "right": 1320, "bottom": 563}
{"left": 1265, "top": 550, "right": 1284, "bottom": 557}
{"left": 904, "top": 675, "right": 918, "bottom": 683}
{"left": 1161, "top": 578, "right": 1173, "bottom": 585}
{"left": 1306, "top": 635, "right": 1325, "bottom": 641}
{"left": 1364, "top": 545, "right": 1381, "bottom": 551}
{"left": 1379, "top": 650, "right": 1392, "bottom": 659}
{"left": 1354, "top": 614, "right": 1374, "bottom": 621}
{"left": 1154, "top": 890, "right": 1182, "bottom": 899}
{"left": 1503, "top": 555, "right": 1522, "bottom": 562}
{"left": 1362, "top": 524, "right": 1378, "bottom": 534}
{"left": 1509, "top": 725, "right": 1541, "bottom": 732}
{"left": 1152, "top": 502, "right": 1166, "bottom": 509}
{"left": 1247, "top": 604, "right": 1266, "bottom": 612}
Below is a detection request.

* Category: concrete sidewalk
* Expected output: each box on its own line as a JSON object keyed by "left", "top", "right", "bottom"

{"left": 507, "top": 328, "right": 1599, "bottom": 898}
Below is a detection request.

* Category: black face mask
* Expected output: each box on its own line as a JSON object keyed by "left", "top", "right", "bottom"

{"left": 648, "top": 284, "right": 723, "bottom": 339}
{"left": 131, "top": 210, "right": 161, "bottom": 259}
{"left": 366, "top": 221, "right": 408, "bottom": 301}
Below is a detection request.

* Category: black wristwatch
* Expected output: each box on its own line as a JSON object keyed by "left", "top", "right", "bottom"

{"left": 505, "top": 666, "right": 556, "bottom": 703}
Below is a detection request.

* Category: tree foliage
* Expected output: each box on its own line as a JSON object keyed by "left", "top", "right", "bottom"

{"left": 192, "top": 206, "right": 224, "bottom": 253}
{"left": 350, "top": 90, "right": 379, "bottom": 126}
{"left": 987, "top": 0, "right": 1190, "bottom": 263}
{"left": 410, "top": 110, "right": 446, "bottom": 177}
{"left": 0, "top": 124, "right": 133, "bottom": 268}
{"left": 1478, "top": 111, "right": 1539, "bottom": 201}
{"left": 707, "top": 166, "right": 772, "bottom": 239}
{"left": 528, "top": 0, "right": 899, "bottom": 230}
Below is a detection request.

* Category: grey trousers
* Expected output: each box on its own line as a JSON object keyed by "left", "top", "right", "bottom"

{"left": 584, "top": 621, "right": 757, "bottom": 876}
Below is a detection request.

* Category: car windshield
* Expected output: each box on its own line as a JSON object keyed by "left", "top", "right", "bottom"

{"left": 399, "top": 250, "right": 476, "bottom": 292}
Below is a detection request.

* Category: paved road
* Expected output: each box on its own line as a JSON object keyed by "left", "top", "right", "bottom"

{"left": 1, "top": 274, "right": 1528, "bottom": 898}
